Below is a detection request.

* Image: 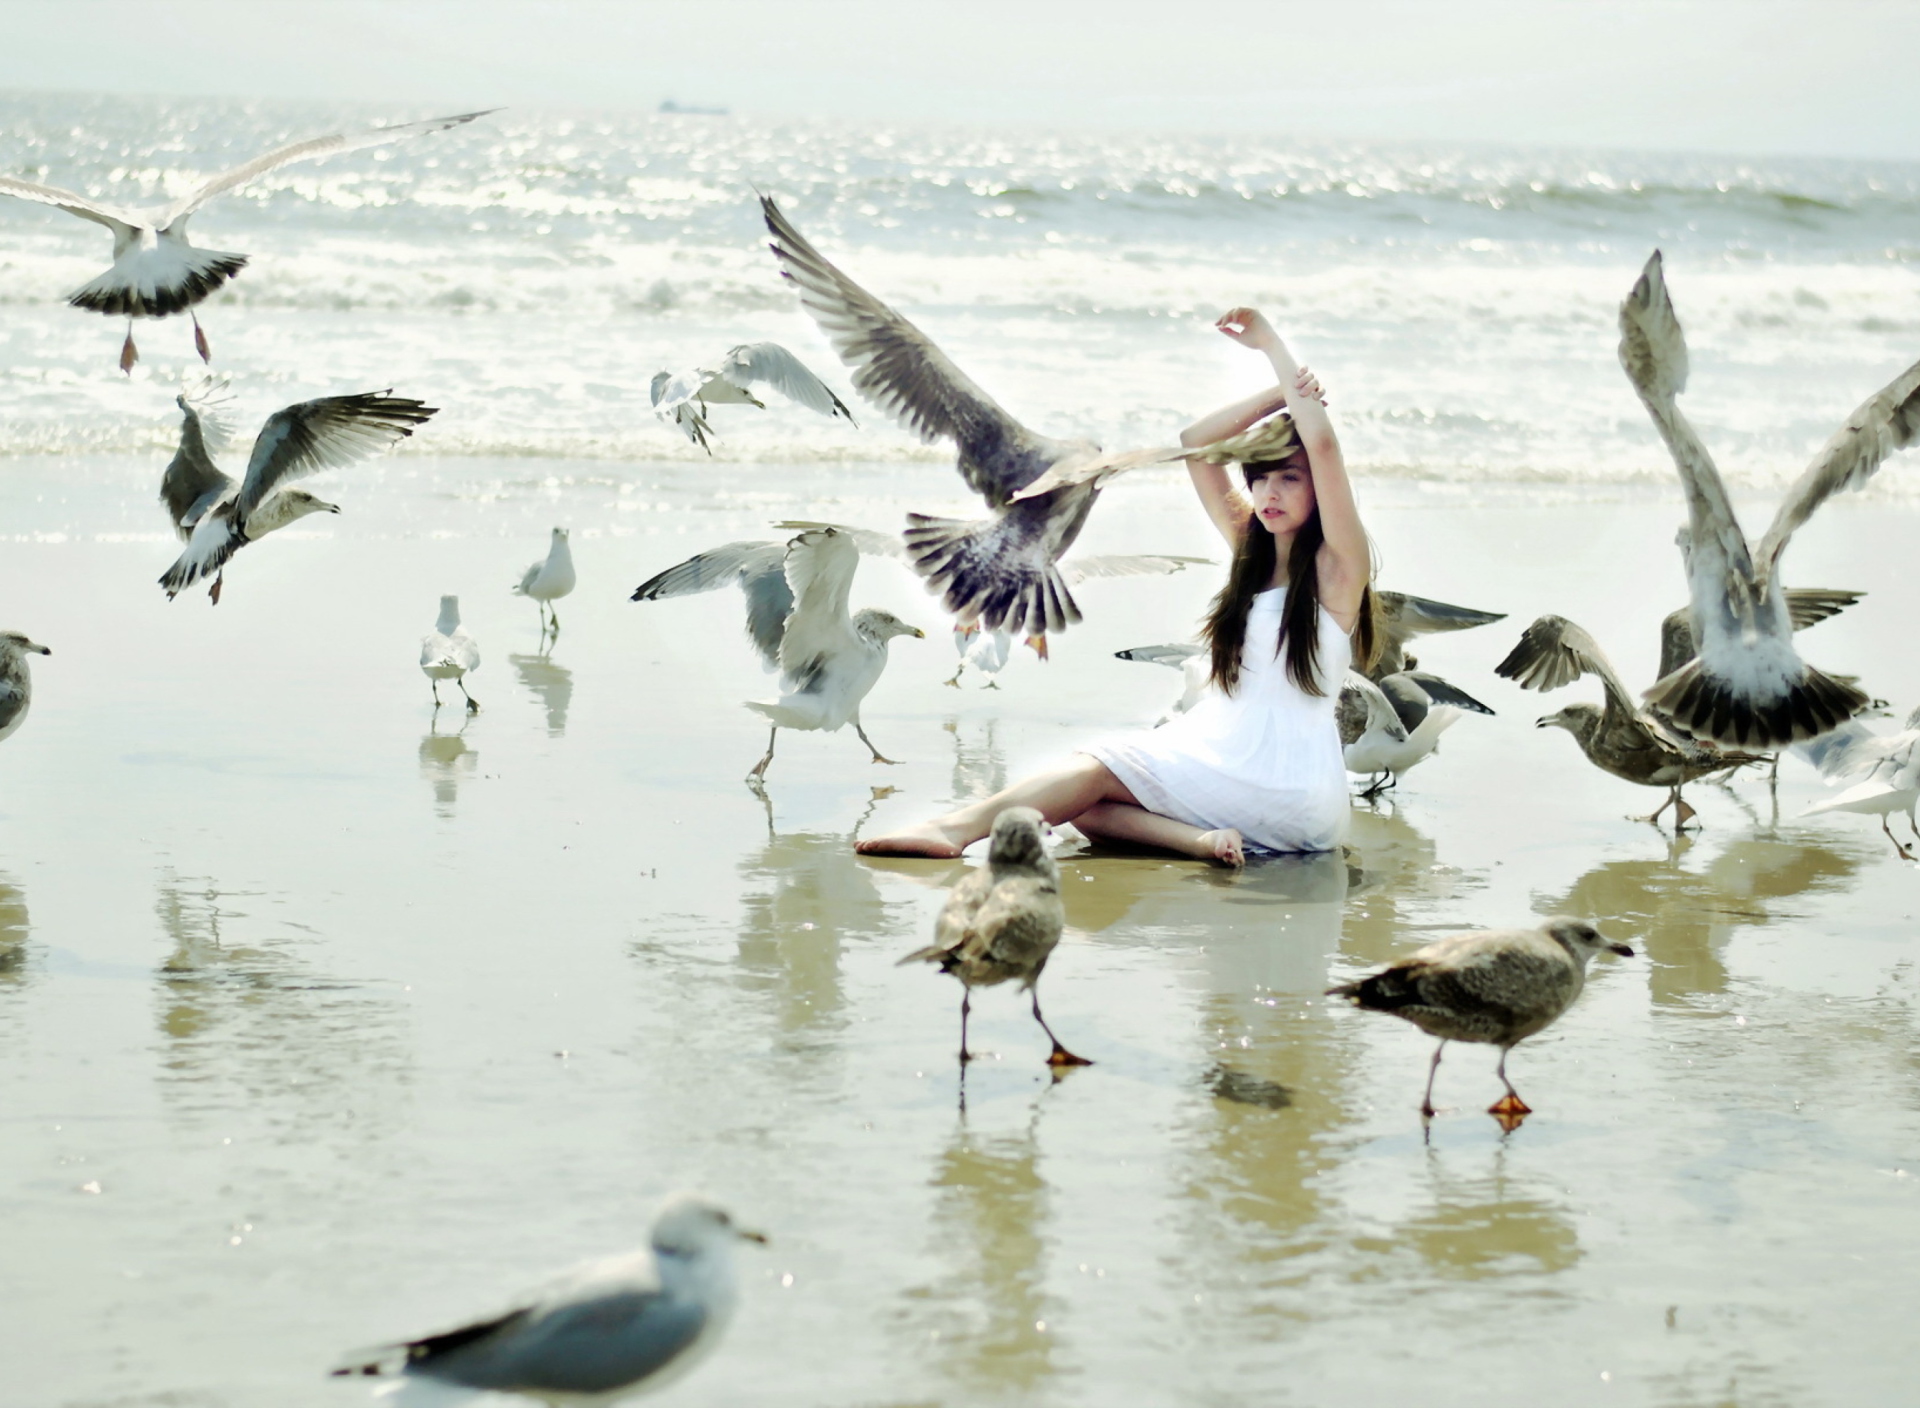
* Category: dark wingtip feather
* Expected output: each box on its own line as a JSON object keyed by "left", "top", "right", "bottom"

{"left": 1646, "top": 658, "right": 1867, "bottom": 748}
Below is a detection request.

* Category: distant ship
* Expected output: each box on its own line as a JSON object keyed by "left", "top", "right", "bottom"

{"left": 659, "top": 100, "right": 729, "bottom": 116}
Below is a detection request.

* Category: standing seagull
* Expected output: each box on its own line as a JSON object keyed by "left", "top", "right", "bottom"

{"left": 0, "top": 633, "right": 51, "bottom": 747}
{"left": 1499, "top": 615, "right": 1766, "bottom": 829}
{"left": 420, "top": 595, "right": 481, "bottom": 713}
{"left": 1338, "top": 669, "right": 1492, "bottom": 797}
{"left": 1619, "top": 251, "right": 1920, "bottom": 747}
{"left": 898, "top": 807, "right": 1090, "bottom": 1068}
{"left": 650, "top": 341, "right": 855, "bottom": 451}
{"left": 331, "top": 1192, "right": 764, "bottom": 1406}
{"left": 159, "top": 389, "right": 436, "bottom": 601}
{"left": 761, "top": 196, "right": 1184, "bottom": 638}
{"left": 630, "top": 525, "right": 924, "bottom": 781}
{"left": 1, "top": 110, "right": 495, "bottom": 371}
{"left": 514, "top": 528, "right": 576, "bottom": 637}
{"left": 1328, "top": 918, "right": 1634, "bottom": 1123}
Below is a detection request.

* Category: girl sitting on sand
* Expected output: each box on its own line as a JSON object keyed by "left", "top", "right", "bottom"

{"left": 856, "top": 307, "right": 1373, "bottom": 867}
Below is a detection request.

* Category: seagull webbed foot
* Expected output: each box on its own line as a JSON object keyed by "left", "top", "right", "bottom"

{"left": 1047, "top": 1044, "right": 1094, "bottom": 1068}
{"left": 1488, "top": 1093, "right": 1532, "bottom": 1116}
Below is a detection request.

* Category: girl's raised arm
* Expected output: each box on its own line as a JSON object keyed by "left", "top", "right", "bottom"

{"left": 1214, "top": 307, "right": 1369, "bottom": 626}
{"left": 1180, "top": 385, "right": 1288, "bottom": 545}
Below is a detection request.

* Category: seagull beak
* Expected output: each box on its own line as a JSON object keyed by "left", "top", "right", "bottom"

{"left": 323, "top": 502, "right": 343, "bottom": 514}
{"left": 738, "top": 1227, "right": 770, "bottom": 1245}
{"left": 1610, "top": 943, "right": 1636, "bottom": 957}
{"left": 1534, "top": 715, "right": 1556, "bottom": 729}
{"left": 910, "top": 627, "right": 926, "bottom": 639}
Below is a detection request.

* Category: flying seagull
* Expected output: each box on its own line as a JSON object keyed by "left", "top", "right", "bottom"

{"left": 1620, "top": 250, "right": 1920, "bottom": 748}
{"left": 898, "top": 806, "right": 1090, "bottom": 1068}
{"left": 158, "top": 386, "right": 435, "bottom": 601}
{"left": 2, "top": 110, "right": 496, "bottom": 371}
{"left": 332, "top": 1192, "right": 763, "bottom": 1405}
{"left": 420, "top": 595, "right": 481, "bottom": 713}
{"left": 514, "top": 527, "right": 576, "bottom": 636}
{"left": 1370, "top": 590, "right": 1507, "bottom": 680}
{"left": 650, "top": 342, "right": 855, "bottom": 452}
{"left": 630, "top": 524, "right": 924, "bottom": 781}
{"left": 1497, "top": 613, "right": 1766, "bottom": 829}
{"left": 0, "top": 632, "right": 51, "bottom": 747}
{"left": 1328, "top": 917, "right": 1634, "bottom": 1124}
{"left": 760, "top": 195, "right": 1185, "bottom": 638}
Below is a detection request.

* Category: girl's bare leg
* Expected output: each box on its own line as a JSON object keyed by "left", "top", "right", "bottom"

{"left": 856, "top": 755, "right": 1136, "bottom": 857}
{"left": 1073, "top": 802, "right": 1244, "bottom": 867}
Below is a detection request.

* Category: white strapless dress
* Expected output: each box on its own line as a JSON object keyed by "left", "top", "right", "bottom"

{"left": 1083, "top": 588, "right": 1351, "bottom": 854}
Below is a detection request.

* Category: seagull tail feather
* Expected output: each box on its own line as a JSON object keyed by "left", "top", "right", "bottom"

{"left": 898, "top": 943, "right": 960, "bottom": 970}
{"left": 69, "top": 249, "right": 249, "bottom": 319}
{"left": 1644, "top": 656, "right": 1867, "bottom": 749}
{"left": 1326, "top": 965, "right": 1424, "bottom": 1012}
{"left": 902, "top": 513, "right": 1085, "bottom": 637}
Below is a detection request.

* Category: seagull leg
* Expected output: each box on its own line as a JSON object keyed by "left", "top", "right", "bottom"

{"left": 119, "top": 322, "right": 138, "bottom": 375}
{"left": 1639, "top": 790, "right": 1674, "bottom": 827}
{"left": 1488, "top": 1048, "right": 1532, "bottom": 1117}
{"left": 547, "top": 603, "right": 561, "bottom": 636}
{"left": 958, "top": 989, "right": 973, "bottom": 1065}
{"left": 747, "top": 726, "right": 778, "bottom": 781}
{"left": 1031, "top": 988, "right": 1092, "bottom": 1067}
{"left": 208, "top": 571, "right": 224, "bottom": 607}
{"left": 459, "top": 680, "right": 479, "bottom": 714}
{"left": 1879, "top": 815, "right": 1915, "bottom": 861}
{"left": 431, "top": 680, "right": 442, "bottom": 707}
{"left": 944, "top": 666, "right": 965, "bottom": 688}
{"left": 1421, "top": 1041, "right": 1445, "bottom": 1120}
{"left": 855, "top": 719, "right": 901, "bottom": 766}
{"left": 1672, "top": 789, "right": 1699, "bottom": 831}
{"left": 191, "top": 311, "right": 211, "bottom": 363}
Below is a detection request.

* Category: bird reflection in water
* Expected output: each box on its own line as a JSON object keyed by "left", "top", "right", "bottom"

{"left": 1538, "top": 831, "right": 1861, "bottom": 1005}
{"left": 509, "top": 647, "right": 573, "bottom": 736}
{"left": 735, "top": 791, "right": 905, "bottom": 1040}
{"left": 152, "top": 874, "right": 407, "bottom": 1125}
{"left": 419, "top": 712, "right": 478, "bottom": 816}
{"left": 945, "top": 716, "right": 1009, "bottom": 803}
{"left": 1392, "top": 1146, "right": 1582, "bottom": 1281}
{"left": 906, "top": 1108, "right": 1060, "bottom": 1398}
{"left": 0, "top": 873, "right": 29, "bottom": 993}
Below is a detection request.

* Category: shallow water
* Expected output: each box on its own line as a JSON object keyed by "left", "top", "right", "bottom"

{"left": 4, "top": 452, "right": 1920, "bottom": 1406}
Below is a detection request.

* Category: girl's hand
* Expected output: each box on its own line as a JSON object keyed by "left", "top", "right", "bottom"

{"left": 1294, "top": 365, "right": 1327, "bottom": 406}
{"left": 1215, "top": 306, "right": 1280, "bottom": 350}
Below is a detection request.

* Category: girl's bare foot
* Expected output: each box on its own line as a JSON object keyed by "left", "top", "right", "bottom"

{"left": 1196, "top": 828, "right": 1245, "bottom": 868}
{"left": 855, "top": 822, "right": 969, "bottom": 858}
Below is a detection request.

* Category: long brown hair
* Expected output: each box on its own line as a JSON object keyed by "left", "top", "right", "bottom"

{"left": 1202, "top": 458, "right": 1377, "bottom": 696}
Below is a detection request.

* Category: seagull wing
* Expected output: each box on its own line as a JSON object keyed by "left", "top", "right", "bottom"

{"left": 717, "top": 342, "right": 856, "bottom": 422}
{"left": 630, "top": 540, "right": 791, "bottom": 668}
{"left": 0, "top": 174, "right": 143, "bottom": 232}
{"left": 1495, "top": 615, "right": 1639, "bottom": 721}
{"left": 1060, "top": 553, "right": 1211, "bottom": 584}
{"left": 1114, "top": 643, "right": 1204, "bottom": 668}
{"left": 1375, "top": 591, "right": 1507, "bottom": 651}
{"left": 233, "top": 392, "right": 436, "bottom": 525}
{"left": 1343, "top": 671, "right": 1409, "bottom": 743}
{"left": 159, "top": 387, "right": 236, "bottom": 537}
{"left": 774, "top": 527, "right": 862, "bottom": 689}
{"left": 157, "top": 110, "right": 497, "bottom": 227}
{"left": 762, "top": 195, "right": 1058, "bottom": 505}
{"left": 1006, "top": 444, "right": 1192, "bottom": 502}
{"left": 1753, "top": 357, "right": 1920, "bottom": 583}
{"left": 1401, "top": 671, "right": 1494, "bottom": 716}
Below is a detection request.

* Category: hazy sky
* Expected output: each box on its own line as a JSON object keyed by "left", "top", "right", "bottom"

{"left": 4, "top": 0, "right": 1919, "bottom": 161}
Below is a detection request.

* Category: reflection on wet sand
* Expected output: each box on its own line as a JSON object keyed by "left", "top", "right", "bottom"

{"left": 1341, "top": 806, "right": 1488, "bottom": 970}
{"left": 419, "top": 714, "right": 479, "bottom": 816}
{"left": 907, "top": 1112, "right": 1060, "bottom": 1397}
{"left": 944, "top": 716, "right": 1009, "bottom": 805}
{"left": 1538, "top": 832, "right": 1862, "bottom": 1004}
{"left": 152, "top": 874, "right": 408, "bottom": 1129}
{"left": 1388, "top": 1149, "right": 1582, "bottom": 1280}
{"left": 0, "top": 872, "right": 27, "bottom": 990}
{"left": 510, "top": 649, "right": 573, "bottom": 736}
{"left": 736, "top": 814, "right": 909, "bottom": 1039}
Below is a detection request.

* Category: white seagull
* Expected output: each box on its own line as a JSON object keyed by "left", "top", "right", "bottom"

{"left": 1619, "top": 250, "right": 1920, "bottom": 748}
{"left": 1, "top": 109, "right": 495, "bottom": 371}
{"left": 1796, "top": 704, "right": 1920, "bottom": 858}
{"left": 514, "top": 528, "right": 577, "bottom": 636}
{"left": 420, "top": 595, "right": 481, "bottom": 713}
{"left": 331, "top": 1192, "right": 764, "bottom": 1406}
{"left": 761, "top": 195, "right": 1186, "bottom": 639}
{"left": 630, "top": 525, "right": 924, "bottom": 781}
{"left": 1338, "top": 669, "right": 1494, "bottom": 798}
{"left": 650, "top": 341, "right": 855, "bottom": 452}
{"left": 0, "top": 632, "right": 51, "bottom": 747}
{"left": 158, "top": 386, "right": 436, "bottom": 601}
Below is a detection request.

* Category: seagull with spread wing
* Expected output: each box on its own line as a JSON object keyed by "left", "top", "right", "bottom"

{"left": 760, "top": 196, "right": 1186, "bottom": 640}
{"left": 650, "top": 341, "right": 855, "bottom": 452}
{"left": 2, "top": 109, "right": 494, "bottom": 371}
{"left": 630, "top": 524, "right": 924, "bottom": 782}
{"left": 157, "top": 385, "right": 436, "bottom": 602}
{"left": 1369, "top": 590, "right": 1507, "bottom": 680}
{"left": 1498, "top": 614, "right": 1766, "bottom": 829}
{"left": 1619, "top": 250, "right": 1920, "bottom": 748}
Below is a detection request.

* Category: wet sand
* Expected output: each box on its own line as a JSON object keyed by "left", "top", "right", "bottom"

{"left": 4, "top": 454, "right": 1920, "bottom": 1405}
